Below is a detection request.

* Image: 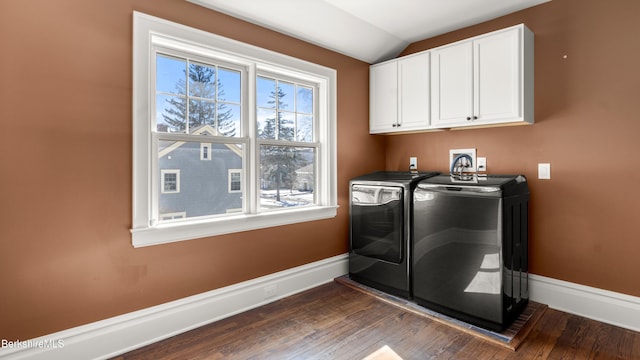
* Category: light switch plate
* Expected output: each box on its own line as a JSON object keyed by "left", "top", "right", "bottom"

{"left": 538, "top": 163, "right": 551, "bottom": 179}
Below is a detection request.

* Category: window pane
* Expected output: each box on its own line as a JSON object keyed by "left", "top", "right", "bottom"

{"left": 278, "top": 81, "right": 295, "bottom": 110}
{"left": 260, "top": 146, "right": 315, "bottom": 210}
{"left": 229, "top": 170, "right": 241, "bottom": 192}
{"left": 188, "top": 62, "right": 216, "bottom": 99}
{"left": 296, "top": 114, "right": 313, "bottom": 142}
{"left": 257, "top": 110, "right": 295, "bottom": 141}
{"left": 278, "top": 111, "right": 295, "bottom": 141}
{"left": 218, "top": 68, "right": 241, "bottom": 103}
{"left": 164, "top": 173, "right": 177, "bottom": 192}
{"left": 156, "top": 94, "right": 186, "bottom": 133}
{"left": 158, "top": 140, "right": 244, "bottom": 220}
{"left": 218, "top": 103, "right": 240, "bottom": 137}
{"left": 257, "top": 76, "right": 276, "bottom": 108}
{"left": 201, "top": 143, "right": 210, "bottom": 160}
{"left": 257, "top": 108, "right": 277, "bottom": 139}
{"left": 188, "top": 99, "right": 216, "bottom": 132}
{"left": 156, "top": 55, "right": 186, "bottom": 95}
{"left": 297, "top": 85, "right": 313, "bottom": 114}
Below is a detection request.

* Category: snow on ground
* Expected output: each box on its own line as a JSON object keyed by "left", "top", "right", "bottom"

{"left": 260, "top": 189, "right": 314, "bottom": 208}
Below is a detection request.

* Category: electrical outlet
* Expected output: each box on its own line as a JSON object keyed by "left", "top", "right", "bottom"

{"left": 477, "top": 157, "right": 487, "bottom": 172}
{"left": 409, "top": 156, "right": 417, "bottom": 170}
{"left": 264, "top": 284, "right": 278, "bottom": 299}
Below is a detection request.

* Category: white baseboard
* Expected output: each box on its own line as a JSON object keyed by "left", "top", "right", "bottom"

{"left": 0, "top": 254, "right": 349, "bottom": 360}
{"left": 3, "top": 259, "right": 638, "bottom": 360}
{"left": 529, "top": 274, "right": 640, "bottom": 332}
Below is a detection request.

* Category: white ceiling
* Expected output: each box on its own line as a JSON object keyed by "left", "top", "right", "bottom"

{"left": 187, "top": 0, "right": 550, "bottom": 64}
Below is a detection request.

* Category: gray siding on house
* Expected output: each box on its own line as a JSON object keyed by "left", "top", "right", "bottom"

{"left": 158, "top": 141, "right": 242, "bottom": 219}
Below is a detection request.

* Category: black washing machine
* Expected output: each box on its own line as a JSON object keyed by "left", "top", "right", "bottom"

{"left": 349, "top": 171, "right": 439, "bottom": 298}
{"left": 412, "top": 174, "right": 530, "bottom": 331}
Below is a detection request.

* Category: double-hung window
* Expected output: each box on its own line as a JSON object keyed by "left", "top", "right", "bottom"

{"left": 160, "top": 169, "right": 180, "bottom": 194}
{"left": 132, "top": 13, "right": 337, "bottom": 247}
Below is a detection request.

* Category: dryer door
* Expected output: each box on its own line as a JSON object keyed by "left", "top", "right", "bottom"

{"left": 350, "top": 185, "right": 404, "bottom": 263}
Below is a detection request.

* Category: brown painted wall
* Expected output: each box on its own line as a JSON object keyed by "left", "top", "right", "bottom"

{"left": 389, "top": 0, "right": 640, "bottom": 297}
{"left": 3, "top": 0, "right": 639, "bottom": 342}
{"left": 0, "top": 1, "right": 383, "bottom": 340}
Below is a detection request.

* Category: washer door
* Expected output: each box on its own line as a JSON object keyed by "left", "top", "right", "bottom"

{"left": 350, "top": 185, "right": 404, "bottom": 263}
{"left": 413, "top": 185, "right": 503, "bottom": 324}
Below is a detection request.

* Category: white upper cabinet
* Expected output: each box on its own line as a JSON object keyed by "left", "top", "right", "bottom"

{"left": 431, "top": 24, "right": 534, "bottom": 129}
{"left": 370, "top": 51, "right": 430, "bottom": 134}
{"left": 430, "top": 41, "right": 474, "bottom": 127}
{"left": 370, "top": 60, "right": 398, "bottom": 133}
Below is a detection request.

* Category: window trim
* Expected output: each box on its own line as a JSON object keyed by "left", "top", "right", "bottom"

{"left": 132, "top": 12, "right": 337, "bottom": 247}
{"left": 200, "top": 143, "right": 211, "bottom": 160}
{"left": 228, "top": 169, "right": 242, "bottom": 193}
{"left": 160, "top": 169, "right": 181, "bottom": 194}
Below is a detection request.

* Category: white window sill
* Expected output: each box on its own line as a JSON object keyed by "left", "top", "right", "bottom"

{"left": 131, "top": 205, "right": 339, "bottom": 248}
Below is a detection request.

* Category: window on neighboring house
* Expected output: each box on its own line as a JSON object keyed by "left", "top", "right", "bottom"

{"left": 229, "top": 169, "right": 241, "bottom": 193}
{"left": 132, "top": 12, "right": 337, "bottom": 247}
{"left": 161, "top": 169, "right": 180, "bottom": 193}
{"left": 201, "top": 143, "right": 211, "bottom": 160}
{"left": 160, "top": 212, "right": 187, "bottom": 221}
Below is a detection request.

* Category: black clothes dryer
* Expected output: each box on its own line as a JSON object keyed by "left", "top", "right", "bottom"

{"left": 349, "top": 171, "right": 439, "bottom": 298}
{"left": 412, "top": 174, "right": 530, "bottom": 331}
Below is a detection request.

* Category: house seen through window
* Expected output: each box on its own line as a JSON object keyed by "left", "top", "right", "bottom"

{"left": 132, "top": 12, "right": 337, "bottom": 246}
{"left": 155, "top": 55, "right": 317, "bottom": 220}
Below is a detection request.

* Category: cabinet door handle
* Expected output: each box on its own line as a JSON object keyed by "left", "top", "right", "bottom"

{"left": 466, "top": 116, "right": 471, "bottom": 120}
{"left": 473, "top": 116, "right": 478, "bottom": 120}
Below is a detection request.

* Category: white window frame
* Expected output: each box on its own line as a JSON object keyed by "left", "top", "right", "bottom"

{"left": 132, "top": 12, "right": 337, "bottom": 247}
{"left": 160, "top": 169, "right": 181, "bottom": 194}
{"left": 200, "top": 143, "right": 212, "bottom": 160}
{"left": 228, "top": 169, "right": 242, "bottom": 193}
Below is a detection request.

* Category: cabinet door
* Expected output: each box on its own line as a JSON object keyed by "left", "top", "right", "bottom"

{"left": 474, "top": 28, "right": 522, "bottom": 124}
{"left": 431, "top": 41, "right": 473, "bottom": 127}
{"left": 398, "top": 52, "right": 430, "bottom": 131}
{"left": 370, "top": 61, "right": 398, "bottom": 134}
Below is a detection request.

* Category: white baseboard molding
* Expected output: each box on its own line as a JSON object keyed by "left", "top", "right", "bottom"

{"left": 529, "top": 274, "right": 640, "bottom": 332}
{"left": 3, "top": 259, "right": 638, "bottom": 360}
{"left": 0, "top": 254, "right": 349, "bottom": 360}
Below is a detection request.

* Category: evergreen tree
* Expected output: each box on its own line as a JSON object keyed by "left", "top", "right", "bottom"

{"left": 162, "top": 63, "right": 235, "bottom": 136}
{"left": 260, "top": 86, "right": 301, "bottom": 202}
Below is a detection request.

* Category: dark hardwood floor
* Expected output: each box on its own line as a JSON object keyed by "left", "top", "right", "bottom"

{"left": 112, "top": 282, "right": 640, "bottom": 360}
